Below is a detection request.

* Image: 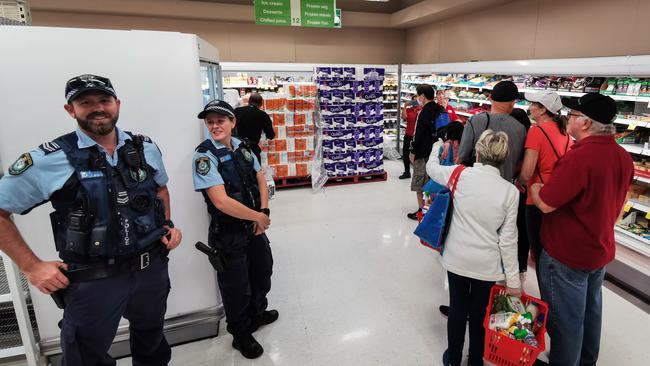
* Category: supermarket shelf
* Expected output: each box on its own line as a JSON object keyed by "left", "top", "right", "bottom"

{"left": 620, "top": 143, "right": 650, "bottom": 156}
{"left": 401, "top": 89, "right": 416, "bottom": 94}
{"left": 626, "top": 199, "right": 650, "bottom": 214}
{"left": 634, "top": 174, "right": 650, "bottom": 185}
{"left": 224, "top": 84, "right": 278, "bottom": 89}
{"left": 276, "top": 81, "right": 315, "bottom": 85}
{"left": 399, "top": 80, "right": 650, "bottom": 102}
{"left": 384, "top": 118, "right": 397, "bottom": 122}
{"left": 384, "top": 109, "right": 398, "bottom": 112}
{"left": 400, "top": 122, "right": 407, "bottom": 128}
{"left": 614, "top": 118, "right": 650, "bottom": 128}
{"left": 383, "top": 91, "right": 398, "bottom": 95}
{"left": 614, "top": 226, "right": 650, "bottom": 257}
{"left": 383, "top": 100, "right": 398, "bottom": 104}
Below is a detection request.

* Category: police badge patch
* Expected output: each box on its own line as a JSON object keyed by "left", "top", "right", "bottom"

{"left": 242, "top": 149, "right": 253, "bottom": 162}
{"left": 195, "top": 157, "right": 211, "bottom": 175}
{"left": 129, "top": 168, "right": 148, "bottom": 182}
{"left": 8, "top": 153, "right": 33, "bottom": 175}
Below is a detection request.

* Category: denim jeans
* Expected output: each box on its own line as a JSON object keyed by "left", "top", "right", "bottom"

{"left": 538, "top": 249, "right": 605, "bottom": 366}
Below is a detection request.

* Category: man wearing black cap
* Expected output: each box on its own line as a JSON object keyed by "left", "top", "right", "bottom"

{"left": 0, "top": 74, "right": 182, "bottom": 365}
{"left": 192, "top": 100, "right": 277, "bottom": 359}
{"left": 457, "top": 80, "right": 527, "bottom": 182}
{"left": 234, "top": 93, "right": 276, "bottom": 163}
{"left": 531, "top": 93, "right": 633, "bottom": 366}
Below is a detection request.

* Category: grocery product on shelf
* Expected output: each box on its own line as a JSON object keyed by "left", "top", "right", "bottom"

{"left": 259, "top": 83, "right": 317, "bottom": 179}
{"left": 317, "top": 67, "right": 385, "bottom": 178}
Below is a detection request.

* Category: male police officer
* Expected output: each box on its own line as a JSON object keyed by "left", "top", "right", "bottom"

{"left": 192, "top": 100, "right": 277, "bottom": 359}
{"left": 0, "top": 74, "right": 182, "bottom": 365}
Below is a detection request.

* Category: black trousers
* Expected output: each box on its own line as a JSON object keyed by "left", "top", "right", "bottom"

{"left": 517, "top": 192, "right": 530, "bottom": 273}
{"left": 217, "top": 233, "right": 274, "bottom": 335}
{"left": 402, "top": 135, "right": 413, "bottom": 173}
{"left": 447, "top": 271, "right": 494, "bottom": 366}
{"left": 525, "top": 204, "right": 544, "bottom": 271}
{"left": 60, "top": 257, "right": 171, "bottom": 366}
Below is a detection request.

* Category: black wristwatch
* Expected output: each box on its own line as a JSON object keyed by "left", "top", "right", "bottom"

{"left": 163, "top": 219, "right": 175, "bottom": 228}
{"left": 261, "top": 208, "right": 270, "bottom": 217}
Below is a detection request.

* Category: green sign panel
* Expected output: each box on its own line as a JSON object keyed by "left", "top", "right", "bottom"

{"left": 254, "top": 0, "right": 291, "bottom": 26}
{"left": 254, "top": 0, "right": 336, "bottom": 28}
{"left": 301, "top": 0, "right": 335, "bottom": 28}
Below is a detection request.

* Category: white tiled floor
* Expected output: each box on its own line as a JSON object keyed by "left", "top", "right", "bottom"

{"left": 146, "top": 160, "right": 649, "bottom": 366}
{"left": 7, "top": 160, "right": 650, "bottom": 365}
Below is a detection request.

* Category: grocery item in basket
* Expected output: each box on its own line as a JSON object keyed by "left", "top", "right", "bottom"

{"left": 507, "top": 296, "right": 527, "bottom": 314}
{"left": 488, "top": 312, "right": 520, "bottom": 330}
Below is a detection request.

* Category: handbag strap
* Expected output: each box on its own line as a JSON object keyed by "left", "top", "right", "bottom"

{"left": 534, "top": 125, "right": 571, "bottom": 184}
{"left": 447, "top": 165, "right": 466, "bottom": 198}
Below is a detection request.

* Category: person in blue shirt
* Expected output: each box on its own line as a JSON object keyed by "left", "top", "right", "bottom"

{"left": 192, "top": 100, "right": 276, "bottom": 359}
{"left": 0, "top": 74, "right": 182, "bottom": 366}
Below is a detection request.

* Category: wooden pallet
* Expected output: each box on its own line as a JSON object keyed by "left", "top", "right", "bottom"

{"left": 274, "top": 175, "right": 312, "bottom": 188}
{"left": 274, "top": 172, "right": 387, "bottom": 189}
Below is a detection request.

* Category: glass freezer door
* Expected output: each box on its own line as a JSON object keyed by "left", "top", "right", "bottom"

{"left": 200, "top": 62, "right": 223, "bottom": 104}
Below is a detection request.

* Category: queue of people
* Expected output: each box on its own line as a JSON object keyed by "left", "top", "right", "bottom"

{"left": 418, "top": 80, "right": 634, "bottom": 366}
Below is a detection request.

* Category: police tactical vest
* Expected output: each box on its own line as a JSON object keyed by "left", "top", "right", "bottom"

{"left": 196, "top": 139, "right": 261, "bottom": 233}
{"left": 49, "top": 132, "right": 167, "bottom": 260}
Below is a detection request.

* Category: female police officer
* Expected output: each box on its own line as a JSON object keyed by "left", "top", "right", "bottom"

{"left": 192, "top": 100, "right": 277, "bottom": 359}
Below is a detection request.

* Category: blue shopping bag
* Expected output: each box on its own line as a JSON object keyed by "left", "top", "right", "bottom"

{"left": 414, "top": 165, "right": 465, "bottom": 253}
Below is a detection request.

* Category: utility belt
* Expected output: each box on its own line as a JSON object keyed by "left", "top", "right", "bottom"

{"left": 64, "top": 243, "right": 168, "bottom": 282}
{"left": 51, "top": 244, "right": 168, "bottom": 309}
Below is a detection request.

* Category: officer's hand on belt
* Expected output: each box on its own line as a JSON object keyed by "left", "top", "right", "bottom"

{"left": 253, "top": 212, "right": 271, "bottom": 236}
{"left": 162, "top": 226, "right": 182, "bottom": 251}
{"left": 24, "top": 260, "right": 69, "bottom": 294}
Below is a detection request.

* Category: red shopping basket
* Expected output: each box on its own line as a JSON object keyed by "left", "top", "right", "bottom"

{"left": 483, "top": 285, "right": 548, "bottom": 366}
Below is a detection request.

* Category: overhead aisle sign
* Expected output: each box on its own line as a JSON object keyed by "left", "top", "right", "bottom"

{"left": 254, "top": 0, "right": 336, "bottom": 28}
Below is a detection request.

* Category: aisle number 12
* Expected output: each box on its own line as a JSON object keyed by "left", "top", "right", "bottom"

{"left": 292, "top": 17, "right": 301, "bottom": 25}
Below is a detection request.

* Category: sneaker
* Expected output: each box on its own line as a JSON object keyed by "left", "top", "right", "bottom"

{"left": 399, "top": 172, "right": 411, "bottom": 179}
{"left": 250, "top": 309, "right": 279, "bottom": 333}
{"left": 407, "top": 209, "right": 421, "bottom": 220}
{"left": 232, "top": 333, "right": 264, "bottom": 359}
{"left": 439, "top": 305, "right": 469, "bottom": 321}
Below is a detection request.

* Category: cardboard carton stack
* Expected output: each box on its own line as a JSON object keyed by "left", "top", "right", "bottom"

{"left": 260, "top": 83, "right": 317, "bottom": 178}
{"left": 317, "top": 67, "right": 385, "bottom": 177}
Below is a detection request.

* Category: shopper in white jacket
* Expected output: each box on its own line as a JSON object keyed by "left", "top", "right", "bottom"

{"left": 426, "top": 129, "right": 521, "bottom": 366}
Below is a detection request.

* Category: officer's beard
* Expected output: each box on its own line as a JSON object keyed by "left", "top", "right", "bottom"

{"left": 77, "top": 112, "right": 119, "bottom": 136}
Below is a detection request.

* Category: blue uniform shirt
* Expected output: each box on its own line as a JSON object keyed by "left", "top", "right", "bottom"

{"left": 193, "top": 137, "right": 261, "bottom": 191}
{"left": 0, "top": 127, "right": 168, "bottom": 214}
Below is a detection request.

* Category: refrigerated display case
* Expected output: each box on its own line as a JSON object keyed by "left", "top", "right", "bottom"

{"left": 200, "top": 62, "right": 223, "bottom": 105}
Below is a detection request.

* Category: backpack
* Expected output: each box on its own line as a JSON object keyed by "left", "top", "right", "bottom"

{"left": 432, "top": 107, "right": 450, "bottom": 139}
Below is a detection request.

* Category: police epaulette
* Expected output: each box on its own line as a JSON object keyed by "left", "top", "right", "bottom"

{"left": 125, "top": 131, "right": 152, "bottom": 144}
{"left": 38, "top": 141, "right": 62, "bottom": 155}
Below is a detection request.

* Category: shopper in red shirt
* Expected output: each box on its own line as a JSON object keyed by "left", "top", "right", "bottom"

{"left": 400, "top": 95, "right": 421, "bottom": 179}
{"left": 436, "top": 89, "right": 459, "bottom": 123}
{"left": 531, "top": 93, "right": 633, "bottom": 366}
{"left": 518, "top": 91, "right": 573, "bottom": 273}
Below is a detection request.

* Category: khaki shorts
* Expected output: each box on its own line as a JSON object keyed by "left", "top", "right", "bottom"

{"left": 410, "top": 158, "right": 428, "bottom": 192}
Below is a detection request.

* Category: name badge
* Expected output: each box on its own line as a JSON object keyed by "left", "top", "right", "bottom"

{"left": 79, "top": 170, "right": 104, "bottom": 179}
{"left": 219, "top": 155, "right": 232, "bottom": 163}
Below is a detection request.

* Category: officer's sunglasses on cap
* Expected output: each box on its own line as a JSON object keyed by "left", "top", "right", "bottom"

{"left": 67, "top": 75, "right": 112, "bottom": 89}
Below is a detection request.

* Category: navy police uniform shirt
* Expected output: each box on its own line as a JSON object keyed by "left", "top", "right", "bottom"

{"left": 0, "top": 127, "right": 168, "bottom": 214}
{"left": 192, "top": 137, "right": 261, "bottom": 191}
